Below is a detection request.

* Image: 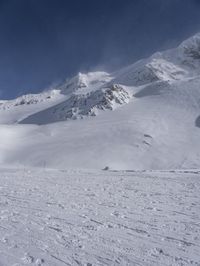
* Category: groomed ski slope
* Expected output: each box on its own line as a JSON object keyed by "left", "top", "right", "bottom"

{"left": 0, "top": 168, "right": 199, "bottom": 266}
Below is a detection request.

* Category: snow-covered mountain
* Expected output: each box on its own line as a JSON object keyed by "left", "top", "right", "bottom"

{"left": 1, "top": 33, "right": 200, "bottom": 169}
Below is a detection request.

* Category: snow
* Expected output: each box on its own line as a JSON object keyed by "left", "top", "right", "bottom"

{"left": 20, "top": 85, "right": 131, "bottom": 125}
{"left": 0, "top": 34, "right": 200, "bottom": 169}
{"left": 0, "top": 168, "right": 199, "bottom": 266}
{"left": 57, "top": 72, "right": 113, "bottom": 96}
{"left": 1, "top": 74, "right": 200, "bottom": 170}
{"left": 0, "top": 90, "right": 66, "bottom": 124}
{"left": 0, "top": 33, "right": 200, "bottom": 265}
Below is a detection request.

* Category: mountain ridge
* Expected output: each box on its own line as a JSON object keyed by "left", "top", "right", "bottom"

{"left": 0, "top": 33, "right": 200, "bottom": 170}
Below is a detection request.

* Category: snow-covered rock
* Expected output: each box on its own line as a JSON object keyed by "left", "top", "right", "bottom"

{"left": 20, "top": 84, "right": 130, "bottom": 124}
{"left": 1, "top": 33, "right": 200, "bottom": 170}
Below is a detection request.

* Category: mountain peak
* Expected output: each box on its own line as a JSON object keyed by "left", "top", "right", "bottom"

{"left": 59, "top": 71, "right": 111, "bottom": 95}
{"left": 1, "top": 33, "right": 200, "bottom": 170}
{"left": 179, "top": 32, "right": 200, "bottom": 46}
{"left": 179, "top": 32, "right": 200, "bottom": 59}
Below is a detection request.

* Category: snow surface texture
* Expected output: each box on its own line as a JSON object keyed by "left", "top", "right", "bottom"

{"left": 1, "top": 33, "right": 200, "bottom": 169}
{"left": 0, "top": 168, "right": 199, "bottom": 266}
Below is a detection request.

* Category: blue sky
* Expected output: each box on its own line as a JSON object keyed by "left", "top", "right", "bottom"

{"left": 0, "top": 0, "right": 200, "bottom": 99}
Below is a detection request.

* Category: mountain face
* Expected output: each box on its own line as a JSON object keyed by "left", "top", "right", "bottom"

{"left": 1, "top": 33, "right": 200, "bottom": 170}
{"left": 20, "top": 85, "right": 130, "bottom": 125}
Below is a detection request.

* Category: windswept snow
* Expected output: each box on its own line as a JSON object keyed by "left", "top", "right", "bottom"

{"left": 20, "top": 85, "right": 130, "bottom": 125}
{"left": 0, "top": 90, "right": 66, "bottom": 124}
{"left": 0, "top": 168, "right": 199, "bottom": 266}
{"left": 0, "top": 33, "right": 200, "bottom": 266}
{"left": 1, "top": 33, "right": 200, "bottom": 169}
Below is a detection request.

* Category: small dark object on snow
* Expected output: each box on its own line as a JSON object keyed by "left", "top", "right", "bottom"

{"left": 103, "top": 166, "right": 109, "bottom": 171}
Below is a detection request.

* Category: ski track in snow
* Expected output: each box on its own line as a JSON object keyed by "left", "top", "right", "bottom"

{"left": 0, "top": 168, "right": 199, "bottom": 266}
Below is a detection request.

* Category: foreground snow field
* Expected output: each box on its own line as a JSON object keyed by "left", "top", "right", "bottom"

{"left": 0, "top": 168, "right": 199, "bottom": 266}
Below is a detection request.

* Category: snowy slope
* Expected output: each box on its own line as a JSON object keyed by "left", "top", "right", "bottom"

{"left": 0, "top": 72, "right": 113, "bottom": 124}
{"left": 1, "top": 33, "right": 200, "bottom": 169}
{"left": 0, "top": 89, "right": 65, "bottom": 124}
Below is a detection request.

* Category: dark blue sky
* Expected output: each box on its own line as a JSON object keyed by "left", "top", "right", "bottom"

{"left": 0, "top": 0, "right": 200, "bottom": 99}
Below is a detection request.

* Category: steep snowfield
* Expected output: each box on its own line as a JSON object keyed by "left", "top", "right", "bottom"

{"left": 0, "top": 168, "right": 199, "bottom": 266}
{"left": 0, "top": 89, "right": 66, "bottom": 124}
{"left": 1, "top": 33, "right": 200, "bottom": 169}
